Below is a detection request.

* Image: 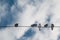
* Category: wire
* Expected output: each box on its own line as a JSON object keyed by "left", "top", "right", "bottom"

{"left": 0, "top": 26, "right": 31, "bottom": 27}
{"left": 0, "top": 26, "right": 60, "bottom": 27}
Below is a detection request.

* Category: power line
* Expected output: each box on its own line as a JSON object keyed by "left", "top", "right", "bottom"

{"left": 0, "top": 26, "right": 60, "bottom": 27}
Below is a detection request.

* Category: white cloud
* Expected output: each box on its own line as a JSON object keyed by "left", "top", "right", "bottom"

{"left": 0, "top": 4, "right": 8, "bottom": 22}
{"left": 50, "top": 0, "right": 60, "bottom": 26}
{"left": 0, "top": 27, "right": 17, "bottom": 40}
{"left": 0, "top": 0, "right": 60, "bottom": 40}
{"left": 11, "top": 0, "right": 60, "bottom": 40}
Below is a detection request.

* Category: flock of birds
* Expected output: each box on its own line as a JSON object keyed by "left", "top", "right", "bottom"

{"left": 14, "top": 23, "right": 54, "bottom": 31}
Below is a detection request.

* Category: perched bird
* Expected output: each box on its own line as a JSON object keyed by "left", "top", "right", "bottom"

{"left": 44, "top": 24, "right": 48, "bottom": 27}
{"left": 31, "top": 24, "right": 37, "bottom": 27}
{"left": 38, "top": 24, "right": 41, "bottom": 31}
{"left": 51, "top": 24, "right": 54, "bottom": 30}
{"left": 15, "top": 23, "right": 18, "bottom": 27}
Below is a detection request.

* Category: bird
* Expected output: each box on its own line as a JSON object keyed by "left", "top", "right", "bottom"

{"left": 44, "top": 24, "right": 48, "bottom": 27}
{"left": 51, "top": 24, "right": 54, "bottom": 30}
{"left": 31, "top": 24, "right": 37, "bottom": 27}
{"left": 15, "top": 23, "right": 18, "bottom": 27}
{"left": 38, "top": 24, "right": 41, "bottom": 31}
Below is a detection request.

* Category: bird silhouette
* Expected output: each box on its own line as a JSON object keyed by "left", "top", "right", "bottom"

{"left": 44, "top": 24, "right": 48, "bottom": 27}
{"left": 15, "top": 23, "right": 18, "bottom": 27}
{"left": 51, "top": 24, "right": 54, "bottom": 30}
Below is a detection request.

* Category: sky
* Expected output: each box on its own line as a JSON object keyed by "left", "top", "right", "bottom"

{"left": 0, "top": 0, "right": 60, "bottom": 40}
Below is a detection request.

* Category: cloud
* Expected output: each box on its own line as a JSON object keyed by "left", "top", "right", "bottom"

{"left": 0, "top": 0, "right": 60, "bottom": 40}
{"left": 0, "top": 27, "right": 17, "bottom": 40}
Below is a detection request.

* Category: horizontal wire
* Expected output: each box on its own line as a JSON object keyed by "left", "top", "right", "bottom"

{"left": 0, "top": 26, "right": 31, "bottom": 27}
{"left": 0, "top": 26, "right": 60, "bottom": 27}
